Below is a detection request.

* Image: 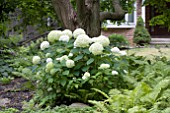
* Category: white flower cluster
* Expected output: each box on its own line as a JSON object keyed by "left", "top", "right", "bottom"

{"left": 61, "top": 29, "right": 72, "bottom": 38}
{"left": 40, "top": 41, "right": 50, "bottom": 50}
{"left": 47, "top": 30, "right": 62, "bottom": 42}
{"left": 74, "top": 34, "right": 91, "bottom": 48}
{"left": 56, "top": 55, "right": 75, "bottom": 68}
{"left": 82, "top": 72, "right": 90, "bottom": 80}
{"left": 32, "top": 56, "right": 41, "bottom": 65}
{"left": 111, "top": 47, "right": 127, "bottom": 56}
{"left": 68, "top": 53, "right": 73, "bottom": 57}
{"left": 59, "top": 35, "right": 70, "bottom": 42}
{"left": 73, "top": 28, "right": 86, "bottom": 38}
{"left": 46, "top": 58, "right": 53, "bottom": 63}
{"left": 98, "top": 64, "right": 110, "bottom": 69}
{"left": 56, "top": 55, "right": 69, "bottom": 62}
{"left": 112, "top": 70, "right": 118, "bottom": 75}
{"left": 91, "top": 35, "right": 110, "bottom": 47}
{"left": 59, "top": 29, "right": 73, "bottom": 42}
{"left": 66, "top": 60, "right": 75, "bottom": 68}
{"left": 111, "top": 47, "right": 120, "bottom": 53}
{"left": 89, "top": 42, "right": 104, "bottom": 55}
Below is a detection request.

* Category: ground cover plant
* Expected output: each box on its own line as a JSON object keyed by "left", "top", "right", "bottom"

{"left": 89, "top": 58, "right": 170, "bottom": 113}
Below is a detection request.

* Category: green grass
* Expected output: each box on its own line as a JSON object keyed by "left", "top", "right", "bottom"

{"left": 127, "top": 48, "right": 170, "bottom": 60}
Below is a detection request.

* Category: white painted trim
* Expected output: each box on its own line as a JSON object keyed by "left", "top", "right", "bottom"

{"left": 106, "top": 23, "right": 136, "bottom": 28}
{"left": 142, "top": 0, "right": 146, "bottom": 25}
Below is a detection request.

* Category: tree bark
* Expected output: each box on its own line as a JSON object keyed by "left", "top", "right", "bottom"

{"left": 100, "top": 0, "right": 126, "bottom": 22}
{"left": 52, "top": 0, "right": 77, "bottom": 31}
{"left": 77, "top": 0, "right": 100, "bottom": 37}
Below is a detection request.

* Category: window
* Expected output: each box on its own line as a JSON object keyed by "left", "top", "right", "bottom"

{"left": 106, "top": 3, "right": 137, "bottom": 28}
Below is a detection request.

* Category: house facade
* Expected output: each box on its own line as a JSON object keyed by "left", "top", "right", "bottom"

{"left": 102, "top": 0, "right": 170, "bottom": 46}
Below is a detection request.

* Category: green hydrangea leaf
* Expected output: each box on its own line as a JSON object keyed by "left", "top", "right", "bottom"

{"left": 87, "top": 58, "right": 94, "bottom": 65}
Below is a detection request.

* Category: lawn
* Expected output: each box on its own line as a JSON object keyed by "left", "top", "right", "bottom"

{"left": 127, "top": 47, "right": 170, "bottom": 60}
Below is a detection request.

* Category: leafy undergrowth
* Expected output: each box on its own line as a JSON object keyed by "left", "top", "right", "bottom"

{"left": 89, "top": 60, "right": 170, "bottom": 113}
{"left": 0, "top": 106, "right": 97, "bottom": 113}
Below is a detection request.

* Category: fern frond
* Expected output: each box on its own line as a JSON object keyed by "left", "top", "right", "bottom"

{"left": 91, "top": 88, "right": 109, "bottom": 99}
{"left": 88, "top": 100, "right": 108, "bottom": 113}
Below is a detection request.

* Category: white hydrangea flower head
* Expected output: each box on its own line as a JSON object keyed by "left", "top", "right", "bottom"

{"left": 40, "top": 41, "right": 50, "bottom": 50}
{"left": 46, "top": 62, "right": 54, "bottom": 70}
{"left": 47, "top": 30, "right": 62, "bottom": 42}
{"left": 32, "top": 56, "right": 41, "bottom": 65}
{"left": 62, "top": 29, "right": 72, "bottom": 38}
{"left": 111, "top": 47, "right": 120, "bottom": 53}
{"left": 91, "top": 37, "right": 99, "bottom": 43}
{"left": 45, "top": 53, "right": 51, "bottom": 57}
{"left": 119, "top": 51, "right": 127, "bottom": 56}
{"left": 89, "top": 42, "right": 104, "bottom": 55}
{"left": 66, "top": 60, "right": 75, "bottom": 68}
{"left": 46, "top": 58, "right": 53, "bottom": 63}
{"left": 59, "top": 35, "right": 70, "bottom": 42}
{"left": 95, "top": 35, "right": 110, "bottom": 47}
{"left": 68, "top": 53, "right": 73, "bottom": 57}
{"left": 73, "top": 28, "right": 86, "bottom": 38}
{"left": 82, "top": 72, "right": 90, "bottom": 80}
{"left": 112, "top": 70, "right": 118, "bottom": 75}
{"left": 74, "top": 34, "right": 91, "bottom": 48}
{"left": 98, "top": 64, "right": 110, "bottom": 69}
{"left": 60, "top": 55, "right": 69, "bottom": 61}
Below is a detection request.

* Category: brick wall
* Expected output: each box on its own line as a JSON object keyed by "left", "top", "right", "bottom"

{"left": 102, "top": 28, "right": 135, "bottom": 46}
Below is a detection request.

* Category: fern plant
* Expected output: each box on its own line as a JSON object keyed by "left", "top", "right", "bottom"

{"left": 89, "top": 60, "right": 170, "bottom": 113}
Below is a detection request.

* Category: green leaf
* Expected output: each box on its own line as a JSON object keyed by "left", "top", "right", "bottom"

{"left": 74, "top": 62, "right": 83, "bottom": 70}
{"left": 60, "top": 79, "right": 67, "bottom": 87}
{"left": 74, "top": 84, "right": 79, "bottom": 89}
{"left": 62, "top": 70, "right": 70, "bottom": 75}
{"left": 83, "top": 48, "right": 90, "bottom": 54}
{"left": 82, "top": 66, "right": 90, "bottom": 72}
{"left": 71, "top": 48, "right": 80, "bottom": 54}
{"left": 73, "top": 71, "right": 80, "bottom": 76}
{"left": 48, "top": 78, "right": 53, "bottom": 83}
{"left": 74, "top": 54, "right": 84, "bottom": 61}
{"left": 87, "top": 58, "right": 94, "bottom": 65}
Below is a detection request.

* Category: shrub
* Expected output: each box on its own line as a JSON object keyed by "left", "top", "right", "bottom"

{"left": 133, "top": 16, "right": 151, "bottom": 45}
{"left": 108, "top": 34, "right": 129, "bottom": 48}
{"left": 26, "top": 28, "right": 134, "bottom": 107}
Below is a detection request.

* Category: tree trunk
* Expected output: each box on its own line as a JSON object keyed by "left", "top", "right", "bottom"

{"left": 52, "top": 0, "right": 77, "bottom": 31}
{"left": 77, "top": 0, "right": 101, "bottom": 37}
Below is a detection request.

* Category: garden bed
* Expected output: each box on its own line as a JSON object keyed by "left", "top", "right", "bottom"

{"left": 0, "top": 78, "right": 33, "bottom": 111}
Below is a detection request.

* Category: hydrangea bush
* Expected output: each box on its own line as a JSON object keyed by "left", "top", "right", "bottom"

{"left": 30, "top": 28, "right": 130, "bottom": 106}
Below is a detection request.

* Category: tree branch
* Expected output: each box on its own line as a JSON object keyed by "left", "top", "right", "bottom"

{"left": 100, "top": 0, "right": 127, "bottom": 22}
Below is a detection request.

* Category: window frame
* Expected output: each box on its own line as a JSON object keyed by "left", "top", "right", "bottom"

{"left": 106, "top": 2, "right": 137, "bottom": 28}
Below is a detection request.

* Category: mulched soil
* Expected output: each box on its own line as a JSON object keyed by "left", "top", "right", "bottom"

{"left": 0, "top": 77, "right": 34, "bottom": 111}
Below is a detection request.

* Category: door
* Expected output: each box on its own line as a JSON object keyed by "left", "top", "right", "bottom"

{"left": 145, "top": 4, "right": 170, "bottom": 38}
